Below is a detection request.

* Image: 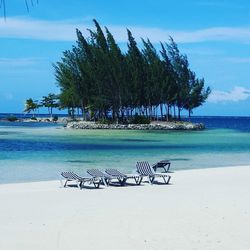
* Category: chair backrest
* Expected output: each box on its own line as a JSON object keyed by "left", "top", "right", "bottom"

{"left": 156, "top": 160, "right": 170, "bottom": 167}
{"left": 87, "top": 169, "right": 106, "bottom": 178}
{"left": 136, "top": 161, "right": 155, "bottom": 176}
{"left": 61, "top": 171, "right": 80, "bottom": 180}
{"left": 105, "top": 169, "right": 126, "bottom": 178}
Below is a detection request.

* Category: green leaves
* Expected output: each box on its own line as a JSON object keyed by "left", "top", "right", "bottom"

{"left": 24, "top": 98, "right": 39, "bottom": 117}
{"left": 53, "top": 19, "right": 210, "bottom": 121}
{"left": 41, "top": 94, "right": 59, "bottom": 117}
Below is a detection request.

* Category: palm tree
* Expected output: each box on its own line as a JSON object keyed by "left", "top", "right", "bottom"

{"left": 41, "top": 93, "right": 59, "bottom": 118}
{"left": 24, "top": 98, "right": 38, "bottom": 117}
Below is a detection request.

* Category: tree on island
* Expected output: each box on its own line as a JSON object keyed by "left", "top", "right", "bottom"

{"left": 51, "top": 19, "right": 210, "bottom": 123}
{"left": 24, "top": 98, "right": 39, "bottom": 117}
{"left": 41, "top": 93, "right": 59, "bottom": 118}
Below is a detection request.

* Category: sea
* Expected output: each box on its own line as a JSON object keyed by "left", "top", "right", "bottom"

{"left": 0, "top": 115, "right": 250, "bottom": 184}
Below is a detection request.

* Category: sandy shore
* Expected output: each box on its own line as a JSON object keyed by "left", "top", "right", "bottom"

{"left": 1, "top": 166, "right": 250, "bottom": 250}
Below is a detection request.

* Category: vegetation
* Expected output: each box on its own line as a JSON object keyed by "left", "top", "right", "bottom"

{"left": 130, "top": 115, "right": 150, "bottom": 125}
{"left": 41, "top": 93, "right": 59, "bottom": 118}
{"left": 52, "top": 115, "right": 58, "bottom": 122}
{"left": 23, "top": 94, "right": 59, "bottom": 119}
{"left": 53, "top": 19, "right": 210, "bottom": 123}
{"left": 24, "top": 19, "right": 210, "bottom": 123}
{"left": 6, "top": 115, "right": 18, "bottom": 122}
{"left": 23, "top": 98, "right": 39, "bottom": 117}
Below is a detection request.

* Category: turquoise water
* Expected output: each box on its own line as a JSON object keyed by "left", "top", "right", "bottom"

{"left": 0, "top": 121, "right": 250, "bottom": 183}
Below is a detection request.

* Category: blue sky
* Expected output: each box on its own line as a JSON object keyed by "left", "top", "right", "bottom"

{"left": 0, "top": 0, "right": 250, "bottom": 115}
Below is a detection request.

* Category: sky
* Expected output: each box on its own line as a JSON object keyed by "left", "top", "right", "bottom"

{"left": 0, "top": 0, "right": 250, "bottom": 116}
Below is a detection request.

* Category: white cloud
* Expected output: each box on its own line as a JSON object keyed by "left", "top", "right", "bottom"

{"left": 2, "top": 17, "right": 250, "bottom": 44}
{"left": 0, "top": 57, "right": 41, "bottom": 67}
{"left": 0, "top": 17, "right": 80, "bottom": 41}
{"left": 180, "top": 47, "right": 225, "bottom": 56}
{"left": 208, "top": 87, "right": 250, "bottom": 103}
{"left": 223, "top": 57, "right": 250, "bottom": 63}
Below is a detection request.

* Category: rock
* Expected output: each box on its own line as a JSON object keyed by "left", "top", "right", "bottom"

{"left": 66, "top": 121, "right": 205, "bottom": 131}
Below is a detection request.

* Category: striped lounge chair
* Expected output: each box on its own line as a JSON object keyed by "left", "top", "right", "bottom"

{"left": 61, "top": 172, "right": 101, "bottom": 189}
{"left": 105, "top": 168, "right": 142, "bottom": 185}
{"left": 86, "top": 169, "right": 112, "bottom": 186}
{"left": 136, "top": 161, "right": 171, "bottom": 185}
{"left": 152, "top": 160, "right": 171, "bottom": 173}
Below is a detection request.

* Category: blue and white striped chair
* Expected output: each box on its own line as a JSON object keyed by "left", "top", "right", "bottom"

{"left": 61, "top": 172, "right": 101, "bottom": 189}
{"left": 152, "top": 160, "right": 171, "bottom": 173}
{"left": 86, "top": 169, "right": 112, "bottom": 186}
{"left": 136, "top": 161, "right": 171, "bottom": 185}
{"left": 105, "top": 168, "right": 142, "bottom": 185}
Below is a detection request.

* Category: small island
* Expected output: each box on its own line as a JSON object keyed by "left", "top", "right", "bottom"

{"left": 23, "top": 20, "right": 210, "bottom": 131}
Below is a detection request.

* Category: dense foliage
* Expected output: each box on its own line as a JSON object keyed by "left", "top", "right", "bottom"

{"left": 54, "top": 19, "right": 210, "bottom": 122}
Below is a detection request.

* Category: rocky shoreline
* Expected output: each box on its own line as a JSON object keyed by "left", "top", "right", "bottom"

{"left": 66, "top": 121, "right": 205, "bottom": 130}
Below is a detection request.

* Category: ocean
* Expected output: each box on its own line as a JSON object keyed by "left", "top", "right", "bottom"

{"left": 0, "top": 116, "right": 249, "bottom": 184}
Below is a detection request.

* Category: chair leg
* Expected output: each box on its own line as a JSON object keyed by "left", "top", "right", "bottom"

{"left": 167, "top": 175, "right": 171, "bottom": 184}
{"left": 119, "top": 178, "right": 126, "bottom": 186}
{"left": 162, "top": 175, "right": 171, "bottom": 184}
{"left": 134, "top": 176, "right": 139, "bottom": 185}
{"left": 136, "top": 176, "right": 143, "bottom": 185}
{"left": 97, "top": 180, "right": 101, "bottom": 188}
{"left": 166, "top": 163, "right": 171, "bottom": 172}
{"left": 93, "top": 181, "right": 100, "bottom": 188}
{"left": 64, "top": 180, "right": 68, "bottom": 187}
{"left": 102, "top": 177, "right": 108, "bottom": 187}
{"left": 76, "top": 181, "right": 81, "bottom": 189}
{"left": 118, "top": 177, "right": 122, "bottom": 185}
{"left": 148, "top": 176, "right": 154, "bottom": 185}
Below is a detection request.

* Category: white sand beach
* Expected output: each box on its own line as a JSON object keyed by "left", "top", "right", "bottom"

{"left": 1, "top": 166, "right": 250, "bottom": 250}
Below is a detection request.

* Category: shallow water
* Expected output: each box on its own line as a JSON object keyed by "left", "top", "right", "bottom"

{"left": 0, "top": 119, "right": 250, "bottom": 184}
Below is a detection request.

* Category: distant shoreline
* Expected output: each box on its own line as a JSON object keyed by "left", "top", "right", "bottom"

{"left": 0, "top": 116, "right": 68, "bottom": 124}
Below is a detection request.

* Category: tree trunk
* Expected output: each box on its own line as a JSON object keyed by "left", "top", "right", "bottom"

{"left": 165, "top": 104, "right": 169, "bottom": 121}
{"left": 188, "top": 109, "right": 192, "bottom": 121}
{"left": 71, "top": 108, "right": 75, "bottom": 119}
{"left": 121, "top": 108, "right": 125, "bottom": 123}
{"left": 160, "top": 104, "right": 163, "bottom": 121}
{"left": 178, "top": 108, "right": 181, "bottom": 121}
{"left": 168, "top": 105, "right": 170, "bottom": 121}
{"left": 81, "top": 101, "right": 85, "bottom": 120}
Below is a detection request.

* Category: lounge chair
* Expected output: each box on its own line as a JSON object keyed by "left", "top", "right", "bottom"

{"left": 61, "top": 172, "right": 101, "bottom": 189}
{"left": 86, "top": 169, "right": 112, "bottom": 186}
{"left": 136, "top": 161, "right": 171, "bottom": 185}
{"left": 105, "top": 168, "right": 142, "bottom": 185}
{"left": 152, "top": 160, "right": 171, "bottom": 173}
